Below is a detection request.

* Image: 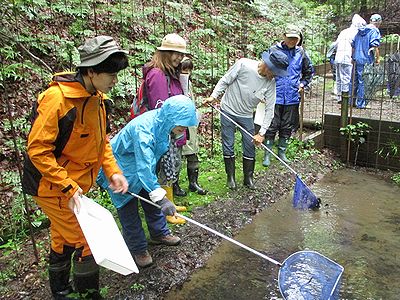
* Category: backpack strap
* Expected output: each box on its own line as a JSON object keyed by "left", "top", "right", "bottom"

{"left": 166, "top": 74, "right": 171, "bottom": 97}
{"left": 142, "top": 78, "right": 149, "bottom": 110}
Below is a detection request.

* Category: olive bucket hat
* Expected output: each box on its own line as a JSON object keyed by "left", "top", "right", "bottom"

{"left": 77, "top": 36, "right": 128, "bottom": 67}
{"left": 284, "top": 24, "right": 302, "bottom": 40}
{"left": 157, "top": 33, "right": 189, "bottom": 54}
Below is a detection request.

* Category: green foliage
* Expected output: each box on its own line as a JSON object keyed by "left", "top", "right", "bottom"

{"left": 340, "top": 122, "right": 371, "bottom": 144}
{"left": 392, "top": 173, "right": 400, "bottom": 186}
{"left": 69, "top": 22, "right": 95, "bottom": 39}
{"left": 320, "top": 0, "right": 382, "bottom": 16}
{"left": 0, "top": 239, "right": 22, "bottom": 256}
{"left": 381, "top": 34, "right": 400, "bottom": 44}
{"left": 100, "top": 286, "right": 110, "bottom": 298}
{"left": 0, "top": 46, "right": 46, "bottom": 87}
{"left": 287, "top": 138, "right": 320, "bottom": 160}
{"left": 252, "top": 0, "right": 336, "bottom": 64}
{"left": 340, "top": 122, "right": 372, "bottom": 166}
{"left": 130, "top": 39, "right": 158, "bottom": 66}
{"left": 1, "top": 117, "right": 30, "bottom": 136}
{"left": 130, "top": 283, "right": 145, "bottom": 291}
{"left": 0, "top": 49, "right": 24, "bottom": 85}
{"left": 377, "top": 126, "right": 400, "bottom": 159}
{"left": 50, "top": 0, "right": 90, "bottom": 18}
{"left": 86, "top": 187, "right": 116, "bottom": 214}
{"left": 3, "top": 138, "right": 26, "bottom": 154}
{"left": 109, "top": 70, "right": 137, "bottom": 102}
{"left": 377, "top": 140, "right": 399, "bottom": 159}
{"left": 0, "top": 170, "right": 46, "bottom": 239}
{"left": 212, "top": 14, "right": 235, "bottom": 28}
{"left": 178, "top": 132, "right": 244, "bottom": 211}
{"left": 0, "top": 239, "right": 20, "bottom": 284}
{"left": 1, "top": 117, "right": 30, "bottom": 153}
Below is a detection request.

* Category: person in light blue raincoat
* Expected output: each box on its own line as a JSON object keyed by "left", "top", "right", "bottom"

{"left": 97, "top": 95, "right": 198, "bottom": 268}
{"left": 351, "top": 14, "right": 382, "bottom": 108}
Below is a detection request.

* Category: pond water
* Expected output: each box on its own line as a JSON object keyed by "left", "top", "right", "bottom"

{"left": 165, "top": 169, "right": 400, "bottom": 300}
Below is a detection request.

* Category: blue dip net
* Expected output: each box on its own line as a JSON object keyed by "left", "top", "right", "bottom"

{"left": 293, "top": 176, "right": 319, "bottom": 209}
{"left": 278, "top": 251, "right": 344, "bottom": 300}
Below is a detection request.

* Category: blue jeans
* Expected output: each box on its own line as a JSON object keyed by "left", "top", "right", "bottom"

{"left": 221, "top": 110, "right": 255, "bottom": 159}
{"left": 350, "top": 63, "right": 366, "bottom": 108}
{"left": 117, "top": 189, "right": 170, "bottom": 255}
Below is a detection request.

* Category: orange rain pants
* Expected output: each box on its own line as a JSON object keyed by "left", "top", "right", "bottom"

{"left": 34, "top": 196, "right": 91, "bottom": 257}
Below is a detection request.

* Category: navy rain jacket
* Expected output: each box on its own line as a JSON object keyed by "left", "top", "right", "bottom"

{"left": 272, "top": 42, "right": 314, "bottom": 105}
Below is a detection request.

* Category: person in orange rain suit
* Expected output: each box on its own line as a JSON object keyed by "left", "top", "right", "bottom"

{"left": 22, "top": 36, "right": 129, "bottom": 299}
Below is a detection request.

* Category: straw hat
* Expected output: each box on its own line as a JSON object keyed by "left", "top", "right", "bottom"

{"left": 157, "top": 33, "right": 189, "bottom": 54}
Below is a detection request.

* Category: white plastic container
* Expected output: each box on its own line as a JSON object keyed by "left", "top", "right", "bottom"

{"left": 254, "top": 101, "right": 266, "bottom": 126}
{"left": 74, "top": 195, "right": 139, "bottom": 275}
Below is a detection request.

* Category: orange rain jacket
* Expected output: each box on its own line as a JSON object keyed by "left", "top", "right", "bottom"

{"left": 22, "top": 72, "right": 122, "bottom": 199}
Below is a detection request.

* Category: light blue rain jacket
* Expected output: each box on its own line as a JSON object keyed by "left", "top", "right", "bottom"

{"left": 352, "top": 24, "right": 381, "bottom": 65}
{"left": 96, "top": 95, "right": 197, "bottom": 209}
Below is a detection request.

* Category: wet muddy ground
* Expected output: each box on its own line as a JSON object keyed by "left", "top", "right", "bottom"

{"left": 1, "top": 150, "right": 342, "bottom": 299}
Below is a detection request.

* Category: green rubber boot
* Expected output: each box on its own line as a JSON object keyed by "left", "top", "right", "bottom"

{"left": 278, "top": 138, "right": 289, "bottom": 164}
{"left": 262, "top": 139, "right": 274, "bottom": 167}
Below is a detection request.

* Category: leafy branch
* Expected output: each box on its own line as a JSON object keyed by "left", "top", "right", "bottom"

{"left": 0, "top": 31, "right": 53, "bottom": 73}
{"left": 340, "top": 122, "right": 372, "bottom": 166}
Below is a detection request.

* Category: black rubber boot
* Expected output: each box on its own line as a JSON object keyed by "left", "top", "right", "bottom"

{"left": 73, "top": 255, "right": 102, "bottom": 300}
{"left": 224, "top": 156, "right": 237, "bottom": 190}
{"left": 173, "top": 179, "right": 187, "bottom": 197}
{"left": 187, "top": 167, "right": 207, "bottom": 195}
{"left": 187, "top": 155, "right": 207, "bottom": 195}
{"left": 48, "top": 247, "right": 74, "bottom": 300}
{"left": 243, "top": 157, "right": 256, "bottom": 190}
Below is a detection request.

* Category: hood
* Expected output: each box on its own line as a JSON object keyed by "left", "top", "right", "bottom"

{"left": 357, "top": 25, "right": 375, "bottom": 36}
{"left": 275, "top": 41, "right": 300, "bottom": 55}
{"left": 50, "top": 72, "right": 91, "bottom": 98}
{"left": 351, "top": 14, "right": 366, "bottom": 29}
{"left": 142, "top": 64, "right": 153, "bottom": 78}
{"left": 155, "top": 95, "right": 197, "bottom": 135}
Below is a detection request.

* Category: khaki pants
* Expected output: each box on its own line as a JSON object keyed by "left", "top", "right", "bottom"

{"left": 34, "top": 196, "right": 91, "bottom": 257}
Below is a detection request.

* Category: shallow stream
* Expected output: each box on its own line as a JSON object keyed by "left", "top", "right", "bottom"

{"left": 165, "top": 169, "right": 400, "bottom": 299}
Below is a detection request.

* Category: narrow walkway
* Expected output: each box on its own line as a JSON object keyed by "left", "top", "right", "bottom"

{"left": 303, "top": 76, "right": 400, "bottom": 124}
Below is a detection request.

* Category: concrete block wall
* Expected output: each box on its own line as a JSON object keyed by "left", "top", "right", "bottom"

{"left": 324, "top": 113, "right": 400, "bottom": 171}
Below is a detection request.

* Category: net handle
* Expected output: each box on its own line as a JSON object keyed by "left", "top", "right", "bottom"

{"left": 127, "top": 191, "right": 282, "bottom": 266}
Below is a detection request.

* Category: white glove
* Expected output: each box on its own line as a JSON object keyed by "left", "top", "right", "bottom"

{"left": 149, "top": 187, "right": 166, "bottom": 202}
